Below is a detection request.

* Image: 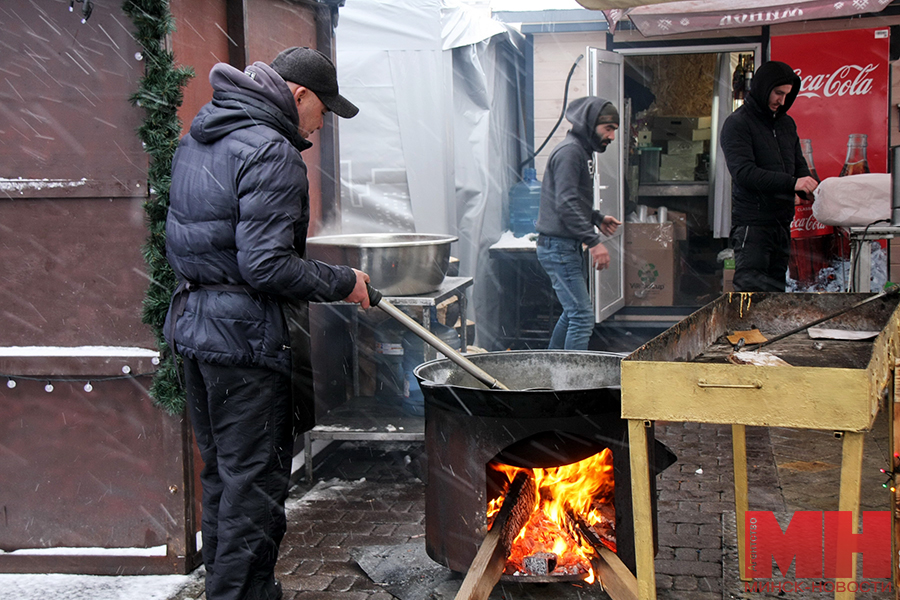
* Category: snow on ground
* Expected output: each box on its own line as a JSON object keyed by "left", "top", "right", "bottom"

{"left": 0, "top": 571, "right": 201, "bottom": 600}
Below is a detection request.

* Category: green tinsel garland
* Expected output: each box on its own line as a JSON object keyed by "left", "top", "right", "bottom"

{"left": 123, "top": 0, "right": 193, "bottom": 414}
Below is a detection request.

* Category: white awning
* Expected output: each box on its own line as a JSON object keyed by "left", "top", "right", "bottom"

{"left": 575, "top": 0, "right": 894, "bottom": 37}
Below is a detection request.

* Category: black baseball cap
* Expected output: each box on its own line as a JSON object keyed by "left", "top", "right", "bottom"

{"left": 270, "top": 46, "right": 359, "bottom": 119}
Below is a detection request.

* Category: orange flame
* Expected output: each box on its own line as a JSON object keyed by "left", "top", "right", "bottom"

{"left": 487, "top": 448, "right": 616, "bottom": 582}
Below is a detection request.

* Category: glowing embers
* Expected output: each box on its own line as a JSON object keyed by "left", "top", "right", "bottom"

{"left": 487, "top": 448, "right": 616, "bottom": 583}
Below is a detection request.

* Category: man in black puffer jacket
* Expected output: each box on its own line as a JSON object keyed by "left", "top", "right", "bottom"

{"left": 721, "top": 60, "right": 818, "bottom": 291}
{"left": 164, "top": 47, "right": 369, "bottom": 600}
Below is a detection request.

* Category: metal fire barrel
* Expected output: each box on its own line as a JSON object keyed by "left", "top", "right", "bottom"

{"left": 415, "top": 350, "right": 673, "bottom": 576}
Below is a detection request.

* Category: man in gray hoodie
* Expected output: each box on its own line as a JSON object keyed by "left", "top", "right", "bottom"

{"left": 165, "top": 47, "right": 369, "bottom": 600}
{"left": 536, "top": 96, "right": 621, "bottom": 350}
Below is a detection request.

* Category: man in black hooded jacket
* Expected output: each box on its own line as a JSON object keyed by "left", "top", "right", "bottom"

{"left": 164, "top": 47, "right": 369, "bottom": 600}
{"left": 721, "top": 60, "right": 818, "bottom": 292}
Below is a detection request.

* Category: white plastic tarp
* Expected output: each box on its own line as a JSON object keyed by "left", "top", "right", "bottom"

{"left": 335, "top": 0, "right": 527, "bottom": 348}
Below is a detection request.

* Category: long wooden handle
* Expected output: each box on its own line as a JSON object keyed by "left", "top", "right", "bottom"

{"left": 367, "top": 284, "right": 509, "bottom": 390}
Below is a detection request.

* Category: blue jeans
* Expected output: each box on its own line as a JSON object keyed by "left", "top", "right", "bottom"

{"left": 536, "top": 235, "right": 594, "bottom": 350}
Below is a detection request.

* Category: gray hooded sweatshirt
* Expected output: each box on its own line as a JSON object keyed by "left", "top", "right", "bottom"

{"left": 535, "top": 96, "right": 613, "bottom": 248}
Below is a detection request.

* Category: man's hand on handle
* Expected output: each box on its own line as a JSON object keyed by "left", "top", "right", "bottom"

{"left": 343, "top": 268, "right": 371, "bottom": 308}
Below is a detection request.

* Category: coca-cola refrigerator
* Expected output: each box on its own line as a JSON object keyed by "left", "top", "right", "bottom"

{"left": 771, "top": 28, "right": 889, "bottom": 288}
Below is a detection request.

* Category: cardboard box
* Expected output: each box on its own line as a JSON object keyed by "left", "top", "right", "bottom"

{"left": 653, "top": 116, "right": 712, "bottom": 132}
{"left": 659, "top": 165, "right": 695, "bottom": 181}
{"left": 653, "top": 128, "right": 711, "bottom": 143}
{"left": 723, "top": 268, "right": 735, "bottom": 293}
{"left": 664, "top": 139, "right": 705, "bottom": 155}
{"left": 624, "top": 222, "right": 676, "bottom": 306}
{"left": 650, "top": 208, "right": 688, "bottom": 241}
{"left": 722, "top": 257, "right": 735, "bottom": 293}
{"left": 660, "top": 153, "right": 696, "bottom": 169}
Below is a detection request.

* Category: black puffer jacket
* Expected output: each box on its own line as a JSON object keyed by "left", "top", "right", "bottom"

{"left": 721, "top": 61, "right": 810, "bottom": 227}
{"left": 164, "top": 61, "right": 356, "bottom": 372}
{"left": 536, "top": 96, "right": 611, "bottom": 248}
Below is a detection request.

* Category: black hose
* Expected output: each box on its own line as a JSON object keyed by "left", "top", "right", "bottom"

{"left": 518, "top": 53, "right": 584, "bottom": 172}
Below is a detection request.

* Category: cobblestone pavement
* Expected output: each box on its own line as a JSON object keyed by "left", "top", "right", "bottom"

{"left": 172, "top": 409, "right": 894, "bottom": 600}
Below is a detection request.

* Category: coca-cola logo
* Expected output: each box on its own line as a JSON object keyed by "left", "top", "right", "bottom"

{"left": 795, "top": 64, "right": 878, "bottom": 99}
{"left": 791, "top": 205, "right": 833, "bottom": 238}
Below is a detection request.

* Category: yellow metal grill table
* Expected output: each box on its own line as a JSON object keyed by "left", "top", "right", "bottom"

{"left": 622, "top": 291, "right": 900, "bottom": 600}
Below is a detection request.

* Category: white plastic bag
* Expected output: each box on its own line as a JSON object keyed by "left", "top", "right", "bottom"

{"left": 812, "top": 173, "right": 891, "bottom": 226}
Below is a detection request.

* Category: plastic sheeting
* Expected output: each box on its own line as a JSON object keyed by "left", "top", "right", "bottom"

{"left": 335, "top": 0, "right": 527, "bottom": 348}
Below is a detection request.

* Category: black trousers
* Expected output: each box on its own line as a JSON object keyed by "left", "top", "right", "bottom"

{"left": 730, "top": 224, "right": 791, "bottom": 292}
{"left": 183, "top": 357, "right": 293, "bottom": 600}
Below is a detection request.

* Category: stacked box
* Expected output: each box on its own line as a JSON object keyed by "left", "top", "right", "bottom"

{"left": 663, "top": 139, "right": 705, "bottom": 155}
{"left": 651, "top": 117, "right": 711, "bottom": 181}
{"left": 652, "top": 116, "right": 712, "bottom": 143}
{"left": 659, "top": 153, "right": 696, "bottom": 181}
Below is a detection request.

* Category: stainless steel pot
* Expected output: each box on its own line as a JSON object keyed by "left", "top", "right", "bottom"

{"left": 306, "top": 233, "right": 457, "bottom": 296}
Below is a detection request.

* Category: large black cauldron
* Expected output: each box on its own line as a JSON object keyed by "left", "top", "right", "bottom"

{"left": 415, "top": 350, "right": 674, "bottom": 576}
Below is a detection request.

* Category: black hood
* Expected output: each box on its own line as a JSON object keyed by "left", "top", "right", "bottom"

{"left": 189, "top": 61, "right": 311, "bottom": 152}
{"left": 746, "top": 60, "right": 801, "bottom": 119}
{"left": 566, "top": 96, "right": 615, "bottom": 153}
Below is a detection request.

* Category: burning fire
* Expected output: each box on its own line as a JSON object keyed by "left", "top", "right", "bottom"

{"left": 486, "top": 448, "right": 615, "bottom": 583}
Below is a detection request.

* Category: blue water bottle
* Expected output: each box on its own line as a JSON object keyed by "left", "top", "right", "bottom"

{"left": 508, "top": 167, "right": 542, "bottom": 237}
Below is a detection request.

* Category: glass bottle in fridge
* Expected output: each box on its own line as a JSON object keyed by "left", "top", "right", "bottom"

{"left": 839, "top": 133, "right": 870, "bottom": 177}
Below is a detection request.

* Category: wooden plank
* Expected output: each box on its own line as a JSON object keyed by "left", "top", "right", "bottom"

{"left": 596, "top": 546, "right": 640, "bottom": 600}
{"left": 454, "top": 471, "right": 536, "bottom": 600}
{"left": 570, "top": 513, "right": 639, "bottom": 600}
{"left": 732, "top": 424, "right": 750, "bottom": 581}
{"left": 628, "top": 419, "right": 657, "bottom": 600}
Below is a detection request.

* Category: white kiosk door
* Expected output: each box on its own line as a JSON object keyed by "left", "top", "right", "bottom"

{"left": 587, "top": 46, "right": 625, "bottom": 323}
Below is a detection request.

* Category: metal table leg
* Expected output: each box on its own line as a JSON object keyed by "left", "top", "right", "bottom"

{"left": 732, "top": 424, "right": 750, "bottom": 581}
{"left": 304, "top": 431, "right": 313, "bottom": 482}
{"left": 835, "top": 430, "right": 865, "bottom": 600}
{"left": 629, "top": 418, "right": 657, "bottom": 600}
{"left": 458, "top": 290, "right": 468, "bottom": 350}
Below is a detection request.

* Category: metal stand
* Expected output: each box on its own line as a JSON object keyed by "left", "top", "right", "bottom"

{"left": 848, "top": 226, "right": 900, "bottom": 292}
{"left": 304, "top": 277, "right": 473, "bottom": 481}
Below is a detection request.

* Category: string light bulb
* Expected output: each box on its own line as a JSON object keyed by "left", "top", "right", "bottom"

{"left": 44, "top": 383, "right": 54, "bottom": 393}
{"left": 83, "top": 382, "right": 93, "bottom": 393}
{"left": 6, "top": 379, "right": 15, "bottom": 389}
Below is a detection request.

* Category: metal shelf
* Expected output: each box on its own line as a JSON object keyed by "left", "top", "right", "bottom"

{"left": 637, "top": 183, "right": 709, "bottom": 197}
{"left": 304, "top": 277, "right": 473, "bottom": 480}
